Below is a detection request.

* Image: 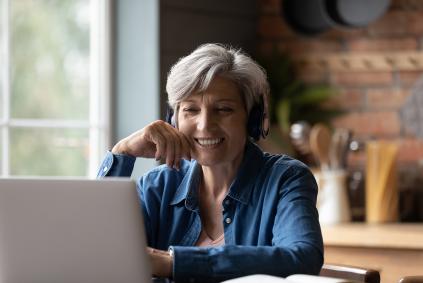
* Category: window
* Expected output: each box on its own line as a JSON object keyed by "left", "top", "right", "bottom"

{"left": 0, "top": 0, "right": 111, "bottom": 177}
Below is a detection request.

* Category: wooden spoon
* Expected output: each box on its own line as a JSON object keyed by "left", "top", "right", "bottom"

{"left": 310, "top": 123, "right": 332, "bottom": 171}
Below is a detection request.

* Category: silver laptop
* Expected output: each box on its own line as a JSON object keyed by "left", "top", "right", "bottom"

{"left": 0, "top": 178, "right": 152, "bottom": 283}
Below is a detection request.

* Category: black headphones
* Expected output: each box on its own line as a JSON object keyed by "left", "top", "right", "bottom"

{"left": 164, "top": 95, "right": 268, "bottom": 141}
{"left": 165, "top": 107, "right": 176, "bottom": 127}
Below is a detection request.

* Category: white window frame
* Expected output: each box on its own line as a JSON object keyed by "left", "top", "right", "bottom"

{"left": 0, "top": 0, "right": 112, "bottom": 177}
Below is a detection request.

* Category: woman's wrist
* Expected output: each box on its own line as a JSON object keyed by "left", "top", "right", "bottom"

{"left": 167, "top": 247, "right": 174, "bottom": 278}
{"left": 167, "top": 252, "right": 173, "bottom": 278}
{"left": 111, "top": 140, "right": 130, "bottom": 155}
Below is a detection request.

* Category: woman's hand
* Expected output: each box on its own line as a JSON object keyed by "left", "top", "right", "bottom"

{"left": 112, "top": 120, "right": 192, "bottom": 170}
{"left": 147, "top": 247, "right": 173, "bottom": 278}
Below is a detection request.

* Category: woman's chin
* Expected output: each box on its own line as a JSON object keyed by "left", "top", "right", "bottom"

{"left": 193, "top": 154, "right": 224, "bottom": 167}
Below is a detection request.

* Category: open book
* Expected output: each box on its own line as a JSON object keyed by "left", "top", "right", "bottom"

{"left": 222, "top": 274, "right": 360, "bottom": 283}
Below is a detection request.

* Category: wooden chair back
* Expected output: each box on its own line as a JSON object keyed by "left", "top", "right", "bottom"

{"left": 320, "top": 264, "right": 380, "bottom": 283}
{"left": 399, "top": 276, "right": 423, "bottom": 283}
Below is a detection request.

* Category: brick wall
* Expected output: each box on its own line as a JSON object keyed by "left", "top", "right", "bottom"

{"left": 258, "top": 0, "right": 423, "bottom": 193}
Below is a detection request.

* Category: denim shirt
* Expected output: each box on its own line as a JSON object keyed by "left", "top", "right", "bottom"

{"left": 97, "top": 142, "right": 323, "bottom": 283}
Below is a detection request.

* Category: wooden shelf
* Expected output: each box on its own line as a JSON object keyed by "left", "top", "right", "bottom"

{"left": 293, "top": 51, "right": 423, "bottom": 72}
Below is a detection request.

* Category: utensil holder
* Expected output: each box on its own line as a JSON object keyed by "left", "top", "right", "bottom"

{"left": 315, "top": 170, "right": 351, "bottom": 225}
{"left": 365, "top": 141, "right": 398, "bottom": 223}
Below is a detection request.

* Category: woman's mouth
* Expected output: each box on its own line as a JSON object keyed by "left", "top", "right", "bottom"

{"left": 194, "top": 138, "right": 224, "bottom": 148}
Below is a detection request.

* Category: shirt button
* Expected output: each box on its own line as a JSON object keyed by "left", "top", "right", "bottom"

{"left": 225, "top": 217, "right": 232, "bottom": 224}
{"left": 224, "top": 199, "right": 231, "bottom": 206}
{"left": 102, "top": 166, "right": 108, "bottom": 172}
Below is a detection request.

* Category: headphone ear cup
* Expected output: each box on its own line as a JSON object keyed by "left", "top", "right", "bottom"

{"left": 165, "top": 107, "right": 175, "bottom": 127}
{"left": 247, "top": 96, "right": 266, "bottom": 141}
{"left": 247, "top": 104, "right": 263, "bottom": 141}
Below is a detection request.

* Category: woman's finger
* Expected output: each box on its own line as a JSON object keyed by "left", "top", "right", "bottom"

{"left": 148, "top": 126, "right": 167, "bottom": 161}
{"left": 171, "top": 131, "right": 182, "bottom": 170}
{"left": 141, "top": 120, "right": 192, "bottom": 168}
{"left": 179, "top": 132, "right": 192, "bottom": 161}
{"left": 158, "top": 127, "right": 176, "bottom": 168}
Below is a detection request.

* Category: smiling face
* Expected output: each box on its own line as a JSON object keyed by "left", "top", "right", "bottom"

{"left": 177, "top": 76, "right": 248, "bottom": 168}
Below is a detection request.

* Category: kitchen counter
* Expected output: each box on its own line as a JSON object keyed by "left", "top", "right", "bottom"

{"left": 322, "top": 223, "right": 423, "bottom": 249}
{"left": 321, "top": 223, "right": 423, "bottom": 283}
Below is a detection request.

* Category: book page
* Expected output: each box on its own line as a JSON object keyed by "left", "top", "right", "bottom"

{"left": 221, "top": 274, "right": 359, "bottom": 283}
{"left": 287, "top": 274, "right": 358, "bottom": 283}
{"left": 222, "top": 274, "right": 288, "bottom": 283}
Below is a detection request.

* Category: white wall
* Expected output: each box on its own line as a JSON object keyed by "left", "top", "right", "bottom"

{"left": 114, "top": 0, "right": 159, "bottom": 177}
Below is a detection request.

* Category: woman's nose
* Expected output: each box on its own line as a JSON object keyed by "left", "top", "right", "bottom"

{"left": 197, "top": 110, "right": 214, "bottom": 131}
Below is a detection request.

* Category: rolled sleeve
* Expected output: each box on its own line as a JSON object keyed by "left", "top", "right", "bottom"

{"left": 170, "top": 246, "right": 211, "bottom": 283}
{"left": 96, "top": 151, "right": 136, "bottom": 178}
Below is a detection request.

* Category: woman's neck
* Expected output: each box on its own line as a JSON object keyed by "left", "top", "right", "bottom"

{"left": 200, "top": 158, "right": 243, "bottom": 201}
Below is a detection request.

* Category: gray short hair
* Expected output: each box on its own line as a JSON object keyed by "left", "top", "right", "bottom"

{"left": 166, "top": 43, "right": 269, "bottom": 115}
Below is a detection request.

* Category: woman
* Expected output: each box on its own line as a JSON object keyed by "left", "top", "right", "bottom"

{"left": 97, "top": 43, "right": 323, "bottom": 282}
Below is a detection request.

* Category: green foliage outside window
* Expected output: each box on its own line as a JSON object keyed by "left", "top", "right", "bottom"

{"left": 10, "top": 128, "right": 88, "bottom": 176}
{"left": 3, "top": 0, "right": 91, "bottom": 176}
{"left": 11, "top": 0, "right": 89, "bottom": 119}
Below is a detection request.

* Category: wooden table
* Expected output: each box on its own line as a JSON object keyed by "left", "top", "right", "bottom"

{"left": 322, "top": 223, "right": 423, "bottom": 283}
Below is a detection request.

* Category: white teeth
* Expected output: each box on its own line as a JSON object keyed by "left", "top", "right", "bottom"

{"left": 196, "top": 138, "right": 222, "bottom": 146}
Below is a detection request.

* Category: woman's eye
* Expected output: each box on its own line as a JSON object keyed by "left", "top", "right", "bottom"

{"left": 182, "top": 108, "right": 199, "bottom": 113}
{"left": 217, "top": 107, "right": 233, "bottom": 112}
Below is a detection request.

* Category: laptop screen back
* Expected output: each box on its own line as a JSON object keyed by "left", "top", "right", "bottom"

{"left": 0, "top": 178, "right": 151, "bottom": 283}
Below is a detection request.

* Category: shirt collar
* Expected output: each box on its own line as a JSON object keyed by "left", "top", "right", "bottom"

{"left": 169, "top": 159, "right": 201, "bottom": 210}
{"left": 169, "top": 141, "right": 265, "bottom": 208}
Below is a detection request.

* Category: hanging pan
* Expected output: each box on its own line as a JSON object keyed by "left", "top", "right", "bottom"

{"left": 326, "top": 0, "right": 391, "bottom": 28}
{"left": 282, "top": 0, "right": 391, "bottom": 35}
